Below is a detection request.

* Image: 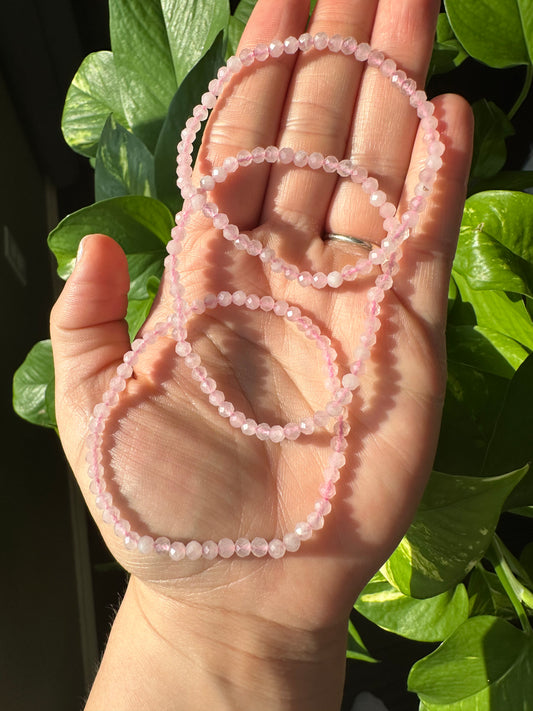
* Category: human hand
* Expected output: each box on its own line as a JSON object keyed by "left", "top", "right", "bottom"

{"left": 51, "top": 0, "right": 473, "bottom": 708}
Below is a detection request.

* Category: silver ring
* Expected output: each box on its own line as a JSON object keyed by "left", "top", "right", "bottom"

{"left": 324, "top": 233, "right": 373, "bottom": 250}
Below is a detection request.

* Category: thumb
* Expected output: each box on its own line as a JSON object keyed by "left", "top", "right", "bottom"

{"left": 50, "top": 233, "right": 131, "bottom": 466}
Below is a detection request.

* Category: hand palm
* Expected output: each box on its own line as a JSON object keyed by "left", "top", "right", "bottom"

{"left": 52, "top": 0, "right": 472, "bottom": 635}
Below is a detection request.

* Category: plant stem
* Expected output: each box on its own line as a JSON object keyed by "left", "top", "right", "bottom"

{"left": 507, "top": 64, "right": 533, "bottom": 121}
{"left": 488, "top": 537, "right": 532, "bottom": 635}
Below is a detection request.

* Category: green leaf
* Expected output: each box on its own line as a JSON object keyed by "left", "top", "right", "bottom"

{"left": 429, "top": 13, "right": 468, "bottom": 77}
{"left": 154, "top": 33, "right": 226, "bottom": 214}
{"left": 233, "top": 0, "right": 258, "bottom": 24}
{"left": 125, "top": 275, "right": 161, "bottom": 339}
{"left": 408, "top": 616, "right": 533, "bottom": 709}
{"left": 346, "top": 620, "right": 378, "bottom": 663}
{"left": 444, "top": 0, "right": 532, "bottom": 68}
{"left": 382, "top": 467, "right": 528, "bottom": 598}
{"left": 61, "top": 51, "right": 127, "bottom": 158}
{"left": 468, "top": 566, "right": 517, "bottom": 618}
{"left": 227, "top": 15, "right": 246, "bottom": 57}
{"left": 161, "top": 0, "right": 230, "bottom": 86}
{"left": 469, "top": 170, "right": 533, "bottom": 195}
{"left": 13, "top": 340, "right": 56, "bottom": 429}
{"left": 355, "top": 572, "right": 469, "bottom": 642}
{"left": 451, "top": 272, "right": 533, "bottom": 350}
{"left": 109, "top": 0, "right": 179, "bottom": 151}
{"left": 471, "top": 100, "right": 514, "bottom": 179}
{"left": 48, "top": 196, "right": 171, "bottom": 315}
{"left": 455, "top": 191, "right": 533, "bottom": 297}
{"left": 484, "top": 354, "right": 533, "bottom": 479}
{"left": 446, "top": 324, "right": 524, "bottom": 379}
{"left": 95, "top": 115, "right": 156, "bottom": 202}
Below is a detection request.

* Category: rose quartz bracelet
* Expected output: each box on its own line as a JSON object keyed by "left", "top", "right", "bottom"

{"left": 85, "top": 33, "right": 444, "bottom": 561}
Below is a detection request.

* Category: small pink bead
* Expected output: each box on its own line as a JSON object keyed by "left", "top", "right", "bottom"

{"left": 226, "top": 55, "right": 242, "bottom": 73}
{"left": 265, "top": 145, "right": 279, "bottom": 163}
{"left": 186, "top": 540, "right": 203, "bottom": 560}
{"left": 419, "top": 167, "right": 436, "bottom": 187}
{"left": 307, "top": 511, "right": 324, "bottom": 530}
{"left": 331, "top": 435, "right": 348, "bottom": 451}
{"left": 355, "top": 43, "right": 371, "bottom": 61}
{"left": 191, "top": 365, "right": 208, "bottom": 382}
{"left": 409, "top": 195, "right": 427, "bottom": 213}
{"left": 232, "top": 290, "right": 247, "bottom": 305}
{"left": 256, "top": 423, "right": 271, "bottom": 440}
{"left": 245, "top": 294, "right": 260, "bottom": 310}
{"left": 124, "top": 531, "right": 140, "bottom": 550}
{"left": 202, "top": 540, "right": 218, "bottom": 560}
{"left": 201, "top": 92, "right": 216, "bottom": 109}
{"left": 260, "top": 247, "right": 274, "bottom": 263}
{"left": 237, "top": 149, "right": 253, "bottom": 166}
{"left": 370, "top": 190, "right": 387, "bottom": 208}
{"left": 418, "top": 101, "right": 435, "bottom": 119}
{"left": 284, "top": 423, "right": 300, "bottom": 441}
{"left": 314, "top": 410, "right": 329, "bottom": 427}
{"left": 202, "top": 202, "right": 218, "bottom": 219}
{"left": 217, "top": 290, "right": 232, "bottom": 306}
{"left": 380, "top": 58, "right": 396, "bottom": 77}
{"left": 251, "top": 537, "right": 269, "bottom": 557}
{"left": 319, "top": 481, "right": 336, "bottom": 499}
{"left": 222, "top": 156, "right": 239, "bottom": 173}
{"left": 218, "top": 538, "right": 235, "bottom": 558}
{"left": 155, "top": 536, "right": 171, "bottom": 554}
{"left": 308, "top": 152, "right": 324, "bottom": 169}
{"left": 229, "top": 411, "right": 246, "bottom": 429}
{"left": 239, "top": 47, "right": 254, "bottom": 66}
{"left": 315, "top": 499, "right": 332, "bottom": 516}
{"left": 218, "top": 401, "right": 234, "bottom": 418}
{"left": 169, "top": 541, "right": 185, "bottom": 561}
{"left": 330, "top": 451, "right": 346, "bottom": 468}
{"left": 327, "top": 271, "right": 343, "bottom": 288}
{"left": 269, "top": 425, "right": 285, "bottom": 443}
{"left": 209, "top": 390, "right": 225, "bottom": 406}
{"left": 283, "top": 264, "right": 299, "bottom": 280}
{"left": 223, "top": 224, "right": 239, "bottom": 241}
{"left": 333, "top": 420, "right": 351, "bottom": 436}
{"left": 138, "top": 535, "right": 155, "bottom": 554}
{"left": 422, "top": 116, "right": 439, "bottom": 131}
{"left": 117, "top": 363, "right": 133, "bottom": 379}
{"left": 109, "top": 376, "right": 126, "bottom": 393}
{"left": 313, "top": 32, "right": 329, "bottom": 50}
{"left": 391, "top": 69, "right": 407, "bottom": 90}
{"left": 328, "top": 34, "right": 343, "bottom": 52}
{"left": 269, "top": 39, "right": 284, "bottom": 58}
{"left": 251, "top": 146, "right": 265, "bottom": 163}
{"left": 286, "top": 306, "right": 301, "bottom": 321}
{"left": 260, "top": 295, "right": 275, "bottom": 311}
{"left": 326, "top": 400, "right": 343, "bottom": 417}
{"left": 114, "top": 519, "right": 131, "bottom": 538}
{"left": 241, "top": 419, "right": 257, "bottom": 436}
{"left": 426, "top": 155, "right": 443, "bottom": 171}
{"left": 428, "top": 140, "right": 445, "bottom": 157}
{"left": 95, "top": 492, "right": 112, "bottom": 510}
{"left": 402, "top": 210, "right": 419, "bottom": 228}
{"left": 269, "top": 539, "right": 286, "bottom": 558}
{"left": 235, "top": 538, "right": 251, "bottom": 557}
{"left": 295, "top": 521, "right": 313, "bottom": 540}
{"left": 293, "top": 150, "right": 308, "bottom": 167}
{"left": 401, "top": 78, "right": 417, "bottom": 96}
{"left": 341, "top": 36, "right": 357, "bottom": 55}
{"left": 351, "top": 166, "right": 368, "bottom": 183}
{"left": 284, "top": 532, "right": 301, "bottom": 552}
{"left": 89, "top": 478, "right": 105, "bottom": 495}
{"left": 247, "top": 239, "right": 263, "bottom": 256}
{"left": 337, "top": 159, "right": 354, "bottom": 177}
{"left": 367, "top": 286, "right": 385, "bottom": 303}
{"left": 312, "top": 272, "right": 328, "bottom": 289}
{"left": 323, "top": 155, "right": 338, "bottom": 173}
{"left": 273, "top": 300, "right": 288, "bottom": 316}
{"left": 212, "top": 166, "right": 227, "bottom": 183}
{"left": 254, "top": 43, "right": 269, "bottom": 61}
{"left": 410, "top": 89, "right": 427, "bottom": 108}
{"left": 298, "top": 32, "right": 313, "bottom": 51}
{"left": 362, "top": 177, "right": 379, "bottom": 194}
{"left": 278, "top": 146, "right": 294, "bottom": 164}
{"left": 299, "top": 417, "right": 315, "bottom": 435}
{"left": 368, "top": 49, "right": 385, "bottom": 67}
{"left": 284, "top": 36, "right": 299, "bottom": 54}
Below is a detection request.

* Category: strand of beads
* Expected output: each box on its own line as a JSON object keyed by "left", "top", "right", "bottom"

{"left": 85, "top": 35, "right": 444, "bottom": 561}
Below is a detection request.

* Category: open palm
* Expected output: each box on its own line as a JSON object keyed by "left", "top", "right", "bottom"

{"left": 51, "top": 0, "right": 472, "bottom": 642}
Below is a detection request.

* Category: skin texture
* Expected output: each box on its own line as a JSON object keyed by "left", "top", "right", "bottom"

{"left": 50, "top": 0, "right": 473, "bottom": 708}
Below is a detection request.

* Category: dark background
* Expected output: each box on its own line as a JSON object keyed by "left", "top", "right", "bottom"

{"left": 1, "top": 1, "right": 531, "bottom": 710}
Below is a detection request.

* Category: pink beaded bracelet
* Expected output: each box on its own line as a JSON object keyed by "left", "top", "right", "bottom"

{"left": 85, "top": 33, "right": 444, "bottom": 561}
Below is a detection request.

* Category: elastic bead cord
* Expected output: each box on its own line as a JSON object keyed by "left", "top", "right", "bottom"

{"left": 85, "top": 34, "right": 443, "bottom": 560}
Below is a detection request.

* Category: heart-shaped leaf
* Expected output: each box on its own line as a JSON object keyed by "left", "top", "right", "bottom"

{"left": 429, "top": 13, "right": 468, "bottom": 77}
{"left": 13, "top": 340, "right": 56, "bottom": 429}
{"left": 445, "top": 0, "right": 532, "bottom": 68}
{"left": 48, "top": 197, "right": 172, "bottom": 310}
{"left": 471, "top": 100, "right": 514, "bottom": 179}
{"left": 61, "top": 51, "right": 127, "bottom": 158}
{"left": 346, "top": 620, "right": 378, "bottom": 663}
{"left": 446, "top": 324, "right": 525, "bottom": 379}
{"left": 382, "top": 467, "right": 528, "bottom": 598}
{"left": 95, "top": 115, "right": 156, "bottom": 201}
{"left": 468, "top": 567, "right": 516, "bottom": 619}
{"left": 355, "top": 572, "right": 469, "bottom": 642}
{"left": 455, "top": 192, "right": 533, "bottom": 297}
{"left": 408, "top": 616, "right": 533, "bottom": 709}
{"left": 126, "top": 275, "right": 161, "bottom": 340}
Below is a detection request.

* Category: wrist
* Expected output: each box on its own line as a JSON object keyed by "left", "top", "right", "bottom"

{"left": 86, "top": 576, "right": 348, "bottom": 711}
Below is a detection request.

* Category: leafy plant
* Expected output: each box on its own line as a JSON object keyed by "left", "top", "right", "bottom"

{"left": 13, "top": 0, "right": 533, "bottom": 708}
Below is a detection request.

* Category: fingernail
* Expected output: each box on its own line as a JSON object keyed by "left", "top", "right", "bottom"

{"left": 76, "top": 236, "right": 87, "bottom": 265}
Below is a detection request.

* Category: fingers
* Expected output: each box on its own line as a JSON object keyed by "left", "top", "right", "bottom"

{"left": 262, "top": 0, "right": 379, "bottom": 235}
{"left": 50, "top": 234, "right": 131, "bottom": 465}
{"left": 327, "top": 0, "right": 441, "bottom": 242}
{"left": 194, "top": 0, "right": 309, "bottom": 231}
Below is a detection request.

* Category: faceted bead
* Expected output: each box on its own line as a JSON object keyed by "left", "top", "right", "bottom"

{"left": 314, "top": 410, "right": 329, "bottom": 427}
{"left": 367, "top": 49, "right": 385, "bottom": 67}
{"left": 185, "top": 540, "right": 203, "bottom": 560}
{"left": 138, "top": 535, "right": 155, "bottom": 554}
{"left": 269, "top": 539, "right": 286, "bottom": 558}
{"left": 319, "top": 481, "right": 336, "bottom": 499}
{"left": 232, "top": 290, "right": 247, "bottom": 305}
{"left": 260, "top": 296, "right": 275, "bottom": 311}
{"left": 95, "top": 492, "right": 112, "bottom": 510}
{"left": 327, "top": 271, "right": 343, "bottom": 288}
{"left": 355, "top": 42, "right": 371, "bottom": 61}
{"left": 124, "top": 531, "right": 140, "bottom": 551}
{"left": 213, "top": 212, "right": 230, "bottom": 230}
{"left": 269, "top": 426, "right": 285, "bottom": 443}
{"left": 218, "top": 401, "right": 234, "bottom": 418}
{"left": 328, "top": 34, "right": 343, "bottom": 52}
{"left": 278, "top": 146, "right": 294, "bottom": 164}
{"left": 295, "top": 521, "right": 313, "bottom": 540}
{"left": 284, "top": 423, "right": 300, "bottom": 441}
{"left": 362, "top": 177, "right": 379, "bottom": 194}
{"left": 222, "top": 156, "right": 239, "bottom": 173}
{"left": 286, "top": 306, "right": 301, "bottom": 321}
{"left": 265, "top": 145, "right": 279, "bottom": 162}
{"left": 237, "top": 149, "right": 253, "bottom": 166}
{"left": 245, "top": 294, "right": 260, "bottom": 310}
{"left": 284, "top": 36, "right": 299, "bottom": 54}
{"left": 154, "top": 537, "right": 171, "bottom": 554}
{"left": 175, "top": 341, "right": 191, "bottom": 357}
{"left": 313, "top": 32, "right": 329, "bottom": 50}
{"left": 380, "top": 58, "right": 396, "bottom": 77}
{"left": 239, "top": 47, "right": 254, "bottom": 66}
{"left": 168, "top": 541, "right": 185, "bottom": 561}
{"left": 223, "top": 224, "right": 239, "bottom": 241}
{"left": 218, "top": 538, "right": 235, "bottom": 558}
{"left": 293, "top": 150, "right": 308, "bottom": 167}
{"left": 308, "top": 152, "right": 324, "bottom": 169}
{"left": 315, "top": 499, "right": 332, "bottom": 516}
{"left": 251, "top": 537, "right": 269, "bottom": 557}
{"left": 217, "top": 291, "right": 232, "bottom": 306}
{"left": 235, "top": 537, "right": 252, "bottom": 557}
{"left": 299, "top": 417, "right": 315, "bottom": 435}
{"left": 202, "top": 540, "right": 219, "bottom": 560}
{"left": 229, "top": 411, "right": 246, "bottom": 429}
{"left": 341, "top": 36, "right": 357, "bottom": 55}
{"left": 342, "top": 373, "right": 360, "bottom": 390}
{"left": 209, "top": 390, "right": 225, "bottom": 406}
{"left": 369, "top": 190, "right": 387, "bottom": 208}
{"left": 283, "top": 532, "right": 301, "bottom": 552}
{"left": 269, "top": 39, "right": 284, "bottom": 58}
{"left": 212, "top": 166, "right": 227, "bottom": 183}
{"left": 256, "top": 423, "right": 271, "bottom": 441}
{"left": 241, "top": 419, "right": 257, "bottom": 436}
{"left": 307, "top": 512, "right": 324, "bottom": 530}
{"left": 254, "top": 43, "right": 269, "bottom": 61}
{"left": 114, "top": 519, "right": 131, "bottom": 538}
{"left": 298, "top": 32, "right": 313, "bottom": 51}
{"left": 251, "top": 146, "right": 266, "bottom": 163}
{"left": 312, "top": 272, "right": 328, "bottom": 289}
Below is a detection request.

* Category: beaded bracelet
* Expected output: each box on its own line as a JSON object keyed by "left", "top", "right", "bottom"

{"left": 85, "top": 32, "right": 444, "bottom": 561}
